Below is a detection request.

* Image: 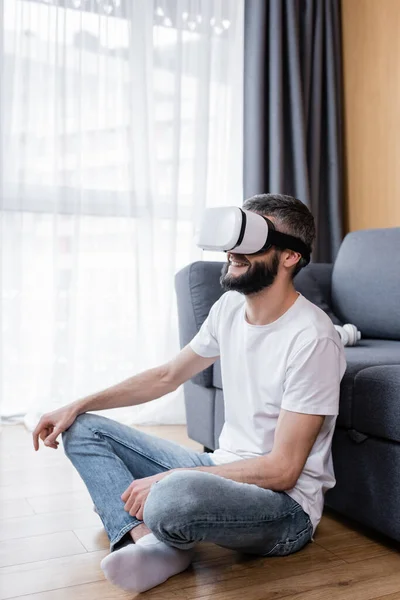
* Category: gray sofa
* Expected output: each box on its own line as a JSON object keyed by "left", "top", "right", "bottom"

{"left": 175, "top": 228, "right": 400, "bottom": 542}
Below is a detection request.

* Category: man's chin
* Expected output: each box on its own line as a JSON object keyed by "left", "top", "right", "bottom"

{"left": 220, "top": 274, "right": 248, "bottom": 292}
{"left": 220, "top": 254, "right": 279, "bottom": 295}
{"left": 220, "top": 264, "right": 255, "bottom": 293}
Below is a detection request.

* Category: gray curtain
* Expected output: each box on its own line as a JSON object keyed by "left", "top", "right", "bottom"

{"left": 244, "top": 0, "right": 344, "bottom": 262}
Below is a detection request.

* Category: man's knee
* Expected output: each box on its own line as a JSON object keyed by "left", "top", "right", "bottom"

{"left": 143, "top": 470, "right": 209, "bottom": 536}
{"left": 62, "top": 413, "right": 102, "bottom": 452}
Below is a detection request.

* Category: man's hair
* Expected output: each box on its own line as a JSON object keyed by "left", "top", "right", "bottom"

{"left": 242, "top": 193, "right": 316, "bottom": 277}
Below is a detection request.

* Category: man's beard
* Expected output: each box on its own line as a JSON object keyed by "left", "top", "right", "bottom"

{"left": 219, "top": 251, "right": 280, "bottom": 296}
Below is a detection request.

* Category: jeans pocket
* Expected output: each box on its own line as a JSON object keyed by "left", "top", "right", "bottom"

{"left": 262, "top": 520, "right": 313, "bottom": 557}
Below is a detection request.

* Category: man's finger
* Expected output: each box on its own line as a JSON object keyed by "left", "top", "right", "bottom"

{"left": 129, "top": 496, "right": 143, "bottom": 518}
{"left": 44, "top": 440, "right": 59, "bottom": 449}
{"left": 124, "top": 491, "right": 136, "bottom": 513}
{"left": 32, "top": 431, "right": 39, "bottom": 451}
{"left": 40, "top": 429, "right": 50, "bottom": 441}
{"left": 136, "top": 505, "right": 144, "bottom": 521}
{"left": 32, "top": 422, "right": 48, "bottom": 451}
{"left": 121, "top": 486, "right": 132, "bottom": 502}
{"left": 124, "top": 495, "right": 133, "bottom": 512}
{"left": 121, "top": 480, "right": 139, "bottom": 502}
{"left": 44, "top": 426, "right": 61, "bottom": 447}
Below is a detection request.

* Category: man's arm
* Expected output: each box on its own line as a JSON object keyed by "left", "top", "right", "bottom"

{"left": 75, "top": 345, "right": 217, "bottom": 414}
{"left": 189, "top": 337, "right": 343, "bottom": 489}
{"left": 121, "top": 409, "right": 324, "bottom": 517}
{"left": 191, "top": 409, "right": 325, "bottom": 491}
{"left": 33, "top": 345, "right": 218, "bottom": 450}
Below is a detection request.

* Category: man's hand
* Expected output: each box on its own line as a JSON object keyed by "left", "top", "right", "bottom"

{"left": 32, "top": 405, "right": 79, "bottom": 451}
{"left": 121, "top": 471, "right": 175, "bottom": 521}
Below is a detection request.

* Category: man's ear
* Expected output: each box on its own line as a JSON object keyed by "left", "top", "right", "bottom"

{"left": 283, "top": 250, "right": 301, "bottom": 269}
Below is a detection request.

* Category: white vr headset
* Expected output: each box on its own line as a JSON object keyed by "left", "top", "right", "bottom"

{"left": 196, "top": 207, "right": 311, "bottom": 264}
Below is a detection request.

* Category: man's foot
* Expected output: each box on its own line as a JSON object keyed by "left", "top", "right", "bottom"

{"left": 101, "top": 533, "right": 194, "bottom": 593}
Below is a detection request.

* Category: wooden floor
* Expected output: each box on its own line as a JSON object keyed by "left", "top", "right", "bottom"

{"left": 1, "top": 425, "right": 400, "bottom": 600}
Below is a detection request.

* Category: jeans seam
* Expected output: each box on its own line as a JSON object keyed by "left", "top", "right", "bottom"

{"left": 176, "top": 507, "right": 307, "bottom": 528}
{"left": 287, "top": 522, "right": 313, "bottom": 543}
{"left": 110, "top": 522, "right": 138, "bottom": 550}
{"left": 91, "top": 427, "right": 176, "bottom": 472}
{"left": 261, "top": 522, "right": 313, "bottom": 557}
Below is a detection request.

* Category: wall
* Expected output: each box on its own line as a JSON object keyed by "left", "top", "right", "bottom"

{"left": 341, "top": 0, "right": 400, "bottom": 231}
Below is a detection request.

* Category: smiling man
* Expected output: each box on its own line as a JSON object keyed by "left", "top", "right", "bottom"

{"left": 32, "top": 194, "right": 346, "bottom": 594}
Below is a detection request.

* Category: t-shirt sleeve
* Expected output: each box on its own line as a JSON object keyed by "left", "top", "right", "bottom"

{"left": 282, "top": 337, "right": 345, "bottom": 416}
{"left": 189, "top": 298, "right": 222, "bottom": 358}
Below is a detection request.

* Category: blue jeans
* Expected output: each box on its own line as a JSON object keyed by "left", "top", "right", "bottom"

{"left": 62, "top": 414, "right": 313, "bottom": 555}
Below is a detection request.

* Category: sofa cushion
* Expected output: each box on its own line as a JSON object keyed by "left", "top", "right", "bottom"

{"left": 338, "top": 339, "right": 400, "bottom": 428}
{"left": 332, "top": 228, "right": 400, "bottom": 339}
{"left": 352, "top": 365, "right": 400, "bottom": 443}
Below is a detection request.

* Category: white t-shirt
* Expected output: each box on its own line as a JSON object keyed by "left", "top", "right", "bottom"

{"left": 190, "top": 291, "right": 347, "bottom": 534}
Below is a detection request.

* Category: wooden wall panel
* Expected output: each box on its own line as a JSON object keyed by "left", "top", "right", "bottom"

{"left": 341, "top": 0, "right": 400, "bottom": 231}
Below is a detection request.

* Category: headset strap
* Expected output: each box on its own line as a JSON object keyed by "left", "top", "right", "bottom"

{"left": 266, "top": 229, "right": 311, "bottom": 264}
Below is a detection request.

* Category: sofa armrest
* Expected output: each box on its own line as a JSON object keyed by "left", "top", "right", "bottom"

{"left": 175, "top": 261, "right": 224, "bottom": 387}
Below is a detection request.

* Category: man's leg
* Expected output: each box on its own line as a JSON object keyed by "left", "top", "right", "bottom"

{"left": 61, "top": 413, "right": 214, "bottom": 550}
{"left": 97, "top": 469, "right": 313, "bottom": 593}
{"left": 143, "top": 470, "right": 313, "bottom": 556}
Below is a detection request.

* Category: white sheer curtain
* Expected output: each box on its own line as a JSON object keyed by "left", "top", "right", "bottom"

{"left": 0, "top": 0, "right": 244, "bottom": 427}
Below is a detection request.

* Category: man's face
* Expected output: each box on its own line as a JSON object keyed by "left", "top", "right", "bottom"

{"left": 220, "top": 247, "right": 281, "bottom": 295}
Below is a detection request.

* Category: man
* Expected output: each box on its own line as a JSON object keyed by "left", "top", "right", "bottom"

{"left": 33, "top": 194, "right": 346, "bottom": 594}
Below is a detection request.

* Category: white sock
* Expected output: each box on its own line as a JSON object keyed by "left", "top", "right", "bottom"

{"left": 101, "top": 533, "right": 194, "bottom": 593}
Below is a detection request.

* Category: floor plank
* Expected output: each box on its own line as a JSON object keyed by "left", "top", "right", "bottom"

{"left": 0, "top": 464, "right": 79, "bottom": 488}
{"left": 316, "top": 529, "right": 397, "bottom": 564}
{"left": 313, "top": 510, "right": 352, "bottom": 540}
{"left": 0, "top": 476, "right": 87, "bottom": 502}
{"left": 0, "top": 551, "right": 107, "bottom": 600}
{"left": 0, "top": 499, "right": 35, "bottom": 520}
{"left": 73, "top": 527, "right": 110, "bottom": 552}
{"left": 5, "top": 581, "right": 131, "bottom": 600}
{"left": 0, "top": 449, "right": 67, "bottom": 473}
{"left": 0, "top": 531, "right": 87, "bottom": 568}
{"left": 0, "top": 509, "right": 101, "bottom": 542}
{"left": 26, "top": 491, "right": 93, "bottom": 515}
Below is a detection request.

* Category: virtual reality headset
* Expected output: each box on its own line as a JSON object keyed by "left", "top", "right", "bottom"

{"left": 196, "top": 207, "right": 311, "bottom": 264}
